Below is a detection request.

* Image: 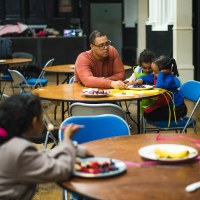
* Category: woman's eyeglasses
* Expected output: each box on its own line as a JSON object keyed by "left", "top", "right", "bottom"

{"left": 92, "top": 40, "right": 111, "bottom": 50}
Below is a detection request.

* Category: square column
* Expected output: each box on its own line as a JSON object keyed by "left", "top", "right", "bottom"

{"left": 173, "top": 0, "right": 194, "bottom": 82}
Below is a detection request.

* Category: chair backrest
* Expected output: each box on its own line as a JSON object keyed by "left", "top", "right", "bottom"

{"left": 8, "top": 69, "right": 30, "bottom": 93}
{"left": 8, "top": 69, "right": 28, "bottom": 86}
{"left": 12, "top": 52, "right": 37, "bottom": 66}
{"left": 59, "top": 114, "right": 130, "bottom": 144}
{"left": 69, "top": 102, "right": 127, "bottom": 120}
{"left": 69, "top": 76, "right": 74, "bottom": 84}
{"left": 180, "top": 80, "right": 200, "bottom": 102}
{"left": 43, "top": 58, "right": 55, "bottom": 69}
{"left": 34, "top": 58, "right": 55, "bottom": 87}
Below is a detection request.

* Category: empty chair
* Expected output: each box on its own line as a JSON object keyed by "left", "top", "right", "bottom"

{"left": 27, "top": 58, "right": 55, "bottom": 88}
{"left": 8, "top": 69, "right": 32, "bottom": 93}
{"left": 59, "top": 114, "right": 130, "bottom": 200}
{"left": 8, "top": 58, "right": 54, "bottom": 92}
{"left": 59, "top": 114, "right": 130, "bottom": 144}
{"left": 143, "top": 80, "right": 200, "bottom": 133}
{"left": 12, "top": 52, "right": 41, "bottom": 79}
{"left": 69, "top": 102, "right": 127, "bottom": 121}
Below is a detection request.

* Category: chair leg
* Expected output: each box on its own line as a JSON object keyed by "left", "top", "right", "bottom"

{"left": 0, "top": 81, "right": 7, "bottom": 99}
{"left": 44, "top": 131, "right": 50, "bottom": 149}
{"left": 54, "top": 105, "right": 58, "bottom": 120}
{"left": 10, "top": 82, "right": 14, "bottom": 94}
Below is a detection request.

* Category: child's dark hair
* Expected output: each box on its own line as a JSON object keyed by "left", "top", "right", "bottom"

{"left": 138, "top": 49, "right": 156, "bottom": 66}
{"left": 154, "top": 55, "right": 179, "bottom": 76}
{"left": 0, "top": 94, "right": 42, "bottom": 145}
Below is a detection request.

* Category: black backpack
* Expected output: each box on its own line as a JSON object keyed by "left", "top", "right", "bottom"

{"left": 0, "top": 38, "right": 13, "bottom": 59}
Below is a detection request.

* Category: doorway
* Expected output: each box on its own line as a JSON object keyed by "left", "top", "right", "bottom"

{"left": 90, "top": 3, "right": 122, "bottom": 56}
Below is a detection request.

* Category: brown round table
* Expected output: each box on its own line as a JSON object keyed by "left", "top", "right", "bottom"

{"left": 0, "top": 58, "right": 32, "bottom": 95}
{"left": 0, "top": 58, "right": 32, "bottom": 67}
{"left": 32, "top": 83, "right": 165, "bottom": 133}
{"left": 43, "top": 64, "right": 132, "bottom": 84}
{"left": 43, "top": 64, "right": 75, "bottom": 84}
{"left": 60, "top": 133, "right": 200, "bottom": 200}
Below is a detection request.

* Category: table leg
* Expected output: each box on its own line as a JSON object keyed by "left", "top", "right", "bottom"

{"left": 56, "top": 73, "right": 59, "bottom": 85}
{"left": 62, "top": 75, "right": 70, "bottom": 84}
{"left": 137, "top": 99, "right": 141, "bottom": 133}
{"left": 61, "top": 101, "right": 65, "bottom": 121}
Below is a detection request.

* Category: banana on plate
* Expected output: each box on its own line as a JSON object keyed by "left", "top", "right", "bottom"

{"left": 154, "top": 148, "right": 189, "bottom": 159}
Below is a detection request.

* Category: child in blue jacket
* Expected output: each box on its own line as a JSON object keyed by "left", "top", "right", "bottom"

{"left": 136, "top": 55, "right": 187, "bottom": 121}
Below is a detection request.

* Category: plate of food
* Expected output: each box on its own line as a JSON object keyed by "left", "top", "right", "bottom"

{"left": 82, "top": 88, "right": 110, "bottom": 98}
{"left": 128, "top": 84, "right": 154, "bottom": 90}
{"left": 0, "top": 60, "right": 6, "bottom": 63}
{"left": 73, "top": 157, "right": 127, "bottom": 178}
{"left": 138, "top": 144, "right": 198, "bottom": 162}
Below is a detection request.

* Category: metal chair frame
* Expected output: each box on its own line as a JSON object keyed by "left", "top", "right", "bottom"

{"left": 143, "top": 80, "right": 200, "bottom": 133}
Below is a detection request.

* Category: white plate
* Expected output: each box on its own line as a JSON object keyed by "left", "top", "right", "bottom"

{"left": 73, "top": 157, "right": 127, "bottom": 178}
{"left": 128, "top": 85, "right": 154, "bottom": 90}
{"left": 0, "top": 60, "right": 6, "bottom": 63}
{"left": 82, "top": 88, "right": 110, "bottom": 98}
{"left": 138, "top": 144, "right": 198, "bottom": 162}
{"left": 84, "top": 93, "right": 109, "bottom": 98}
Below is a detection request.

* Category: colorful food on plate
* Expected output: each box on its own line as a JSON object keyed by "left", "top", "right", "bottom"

{"left": 128, "top": 84, "right": 146, "bottom": 88}
{"left": 74, "top": 159, "right": 118, "bottom": 174}
{"left": 154, "top": 148, "right": 189, "bottom": 159}
{"left": 82, "top": 88, "right": 110, "bottom": 95}
{"left": 127, "top": 84, "right": 154, "bottom": 90}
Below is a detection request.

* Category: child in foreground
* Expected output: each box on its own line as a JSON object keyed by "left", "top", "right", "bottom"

{"left": 136, "top": 55, "right": 187, "bottom": 121}
{"left": 0, "top": 94, "right": 93, "bottom": 200}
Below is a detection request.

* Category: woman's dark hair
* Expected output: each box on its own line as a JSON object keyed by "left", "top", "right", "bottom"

{"left": 138, "top": 49, "right": 156, "bottom": 66}
{"left": 0, "top": 94, "right": 42, "bottom": 144}
{"left": 153, "top": 55, "right": 179, "bottom": 76}
{"left": 89, "top": 30, "right": 106, "bottom": 44}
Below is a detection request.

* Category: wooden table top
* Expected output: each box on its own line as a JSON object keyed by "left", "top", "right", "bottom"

{"left": 43, "top": 64, "right": 75, "bottom": 73}
{"left": 43, "top": 64, "right": 132, "bottom": 73}
{"left": 32, "top": 83, "right": 164, "bottom": 102}
{"left": 60, "top": 133, "right": 200, "bottom": 200}
{"left": 0, "top": 58, "right": 32, "bottom": 67}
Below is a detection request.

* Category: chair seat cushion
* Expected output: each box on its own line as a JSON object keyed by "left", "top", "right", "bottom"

{"left": 0, "top": 74, "right": 12, "bottom": 80}
{"left": 147, "top": 116, "right": 195, "bottom": 128}
{"left": 26, "top": 78, "right": 48, "bottom": 86}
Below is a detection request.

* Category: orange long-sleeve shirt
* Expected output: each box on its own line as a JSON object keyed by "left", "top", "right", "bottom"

{"left": 74, "top": 46, "right": 125, "bottom": 88}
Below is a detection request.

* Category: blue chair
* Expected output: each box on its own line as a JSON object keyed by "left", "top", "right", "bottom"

{"left": 143, "top": 80, "right": 200, "bottom": 133}
{"left": 59, "top": 114, "right": 130, "bottom": 200}
{"left": 59, "top": 114, "right": 130, "bottom": 144}
{"left": 8, "top": 58, "right": 54, "bottom": 93}
{"left": 26, "top": 58, "right": 55, "bottom": 88}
